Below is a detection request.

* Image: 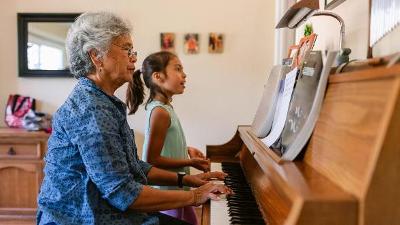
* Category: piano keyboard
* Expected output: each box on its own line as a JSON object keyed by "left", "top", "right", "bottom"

{"left": 210, "top": 162, "right": 266, "bottom": 225}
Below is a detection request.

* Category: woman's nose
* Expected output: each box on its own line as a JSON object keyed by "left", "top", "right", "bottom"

{"left": 130, "top": 56, "right": 137, "bottom": 63}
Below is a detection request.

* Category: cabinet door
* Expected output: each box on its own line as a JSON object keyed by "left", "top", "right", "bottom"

{"left": 0, "top": 161, "right": 43, "bottom": 218}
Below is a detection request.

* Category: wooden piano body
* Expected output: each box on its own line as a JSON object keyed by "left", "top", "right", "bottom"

{"left": 202, "top": 64, "right": 400, "bottom": 225}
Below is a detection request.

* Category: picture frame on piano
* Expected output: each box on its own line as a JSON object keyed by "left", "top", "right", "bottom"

{"left": 295, "top": 33, "right": 317, "bottom": 68}
{"left": 282, "top": 45, "right": 299, "bottom": 66}
{"left": 288, "top": 45, "right": 299, "bottom": 58}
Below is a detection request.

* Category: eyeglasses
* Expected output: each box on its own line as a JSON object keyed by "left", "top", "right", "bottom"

{"left": 112, "top": 44, "right": 137, "bottom": 58}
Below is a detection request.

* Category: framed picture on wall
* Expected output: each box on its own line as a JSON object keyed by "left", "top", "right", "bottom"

{"left": 208, "top": 33, "right": 224, "bottom": 53}
{"left": 160, "top": 33, "right": 175, "bottom": 52}
{"left": 325, "top": 0, "right": 346, "bottom": 10}
{"left": 183, "top": 33, "right": 199, "bottom": 54}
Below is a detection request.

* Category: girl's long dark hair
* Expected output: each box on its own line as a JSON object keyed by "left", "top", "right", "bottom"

{"left": 126, "top": 51, "right": 176, "bottom": 115}
{"left": 126, "top": 70, "right": 144, "bottom": 115}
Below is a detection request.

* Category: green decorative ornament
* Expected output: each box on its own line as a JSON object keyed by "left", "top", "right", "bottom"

{"left": 304, "top": 23, "right": 313, "bottom": 37}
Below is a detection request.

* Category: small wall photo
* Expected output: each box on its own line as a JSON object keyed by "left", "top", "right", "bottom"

{"left": 183, "top": 33, "right": 199, "bottom": 54}
{"left": 160, "top": 33, "right": 175, "bottom": 52}
{"left": 208, "top": 33, "right": 224, "bottom": 53}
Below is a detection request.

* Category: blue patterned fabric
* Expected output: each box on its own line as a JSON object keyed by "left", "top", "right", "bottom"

{"left": 37, "top": 77, "right": 157, "bottom": 225}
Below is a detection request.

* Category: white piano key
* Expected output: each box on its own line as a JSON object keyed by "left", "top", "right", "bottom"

{"left": 211, "top": 162, "right": 222, "bottom": 172}
{"left": 210, "top": 197, "right": 229, "bottom": 225}
{"left": 210, "top": 162, "right": 230, "bottom": 225}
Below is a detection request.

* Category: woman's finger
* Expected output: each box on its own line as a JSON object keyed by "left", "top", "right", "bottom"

{"left": 208, "top": 193, "right": 220, "bottom": 201}
{"left": 208, "top": 171, "right": 227, "bottom": 180}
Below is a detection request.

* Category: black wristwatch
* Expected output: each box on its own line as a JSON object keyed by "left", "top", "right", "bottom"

{"left": 177, "top": 171, "right": 186, "bottom": 188}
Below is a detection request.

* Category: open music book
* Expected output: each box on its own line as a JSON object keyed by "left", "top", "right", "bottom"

{"left": 251, "top": 51, "right": 338, "bottom": 161}
{"left": 278, "top": 51, "right": 337, "bottom": 160}
{"left": 251, "top": 65, "right": 291, "bottom": 138}
{"left": 261, "top": 68, "right": 298, "bottom": 147}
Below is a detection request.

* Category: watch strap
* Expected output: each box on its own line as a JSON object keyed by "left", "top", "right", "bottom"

{"left": 177, "top": 172, "right": 186, "bottom": 188}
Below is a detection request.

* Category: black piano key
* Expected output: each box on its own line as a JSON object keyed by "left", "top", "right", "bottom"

{"left": 220, "top": 162, "right": 266, "bottom": 225}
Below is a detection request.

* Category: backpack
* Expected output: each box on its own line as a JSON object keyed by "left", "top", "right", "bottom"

{"left": 5, "top": 94, "right": 36, "bottom": 128}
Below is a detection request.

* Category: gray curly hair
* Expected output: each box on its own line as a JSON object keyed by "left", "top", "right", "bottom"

{"left": 66, "top": 12, "right": 132, "bottom": 78}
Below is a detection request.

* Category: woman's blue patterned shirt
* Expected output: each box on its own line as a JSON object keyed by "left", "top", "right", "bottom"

{"left": 37, "top": 77, "right": 158, "bottom": 225}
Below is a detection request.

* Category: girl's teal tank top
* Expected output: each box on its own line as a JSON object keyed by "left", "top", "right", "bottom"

{"left": 143, "top": 100, "right": 190, "bottom": 190}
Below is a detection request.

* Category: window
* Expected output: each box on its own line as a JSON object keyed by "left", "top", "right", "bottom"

{"left": 27, "top": 42, "right": 64, "bottom": 70}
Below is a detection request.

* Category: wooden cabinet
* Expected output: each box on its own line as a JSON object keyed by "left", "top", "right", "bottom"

{"left": 0, "top": 128, "right": 49, "bottom": 219}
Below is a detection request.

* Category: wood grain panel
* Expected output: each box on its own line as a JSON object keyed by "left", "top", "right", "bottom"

{"left": 0, "top": 128, "right": 48, "bottom": 220}
{"left": 0, "top": 162, "right": 42, "bottom": 209}
{"left": 305, "top": 78, "right": 393, "bottom": 195}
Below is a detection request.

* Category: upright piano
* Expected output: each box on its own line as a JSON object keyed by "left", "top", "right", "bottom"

{"left": 201, "top": 64, "right": 400, "bottom": 225}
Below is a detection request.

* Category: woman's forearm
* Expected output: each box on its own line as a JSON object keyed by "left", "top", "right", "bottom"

{"left": 129, "top": 186, "right": 194, "bottom": 212}
{"left": 148, "top": 156, "right": 192, "bottom": 170}
{"left": 146, "top": 166, "right": 180, "bottom": 186}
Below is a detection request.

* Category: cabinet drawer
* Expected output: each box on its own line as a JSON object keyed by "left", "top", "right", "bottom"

{"left": 0, "top": 143, "right": 41, "bottom": 159}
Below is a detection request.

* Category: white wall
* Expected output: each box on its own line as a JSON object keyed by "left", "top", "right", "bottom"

{"left": 295, "top": 0, "right": 400, "bottom": 59}
{"left": 0, "top": 0, "right": 276, "bottom": 156}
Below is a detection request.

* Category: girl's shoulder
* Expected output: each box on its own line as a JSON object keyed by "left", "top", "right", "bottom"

{"left": 146, "top": 100, "right": 173, "bottom": 113}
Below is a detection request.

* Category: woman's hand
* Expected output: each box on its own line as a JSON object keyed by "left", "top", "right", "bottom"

{"left": 183, "top": 171, "right": 227, "bottom": 187}
{"left": 188, "top": 147, "right": 206, "bottom": 159}
{"left": 191, "top": 183, "right": 233, "bottom": 206}
{"left": 190, "top": 158, "right": 210, "bottom": 172}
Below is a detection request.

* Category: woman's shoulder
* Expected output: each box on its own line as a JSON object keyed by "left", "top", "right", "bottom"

{"left": 56, "top": 84, "right": 120, "bottom": 126}
{"left": 63, "top": 88, "right": 100, "bottom": 116}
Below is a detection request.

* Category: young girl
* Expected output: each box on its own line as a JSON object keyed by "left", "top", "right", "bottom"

{"left": 126, "top": 51, "right": 210, "bottom": 225}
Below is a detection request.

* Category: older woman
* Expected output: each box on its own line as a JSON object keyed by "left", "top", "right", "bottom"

{"left": 37, "top": 12, "right": 230, "bottom": 225}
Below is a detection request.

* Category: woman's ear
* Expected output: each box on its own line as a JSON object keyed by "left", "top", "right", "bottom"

{"left": 88, "top": 49, "right": 103, "bottom": 69}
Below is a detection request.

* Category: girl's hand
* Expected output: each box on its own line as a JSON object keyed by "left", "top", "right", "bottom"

{"left": 188, "top": 147, "right": 206, "bottom": 159}
{"left": 191, "top": 183, "right": 233, "bottom": 206}
{"left": 183, "top": 171, "right": 227, "bottom": 187}
{"left": 191, "top": 158, "right": 210, "bottom": 172}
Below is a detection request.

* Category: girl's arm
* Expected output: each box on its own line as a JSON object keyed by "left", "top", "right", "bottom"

{"left": 188, "top": 146, "right": 206, "bottom": 159}
{"left": 146, "top": 107, "right": 208, "bottom": 171}
{"left": 188, "top": 146, "right": 210, "bottom": 171}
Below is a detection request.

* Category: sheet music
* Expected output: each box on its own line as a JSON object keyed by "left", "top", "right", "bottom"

{"left": 261, "top": 68, "right": 297, "bottom": 147}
